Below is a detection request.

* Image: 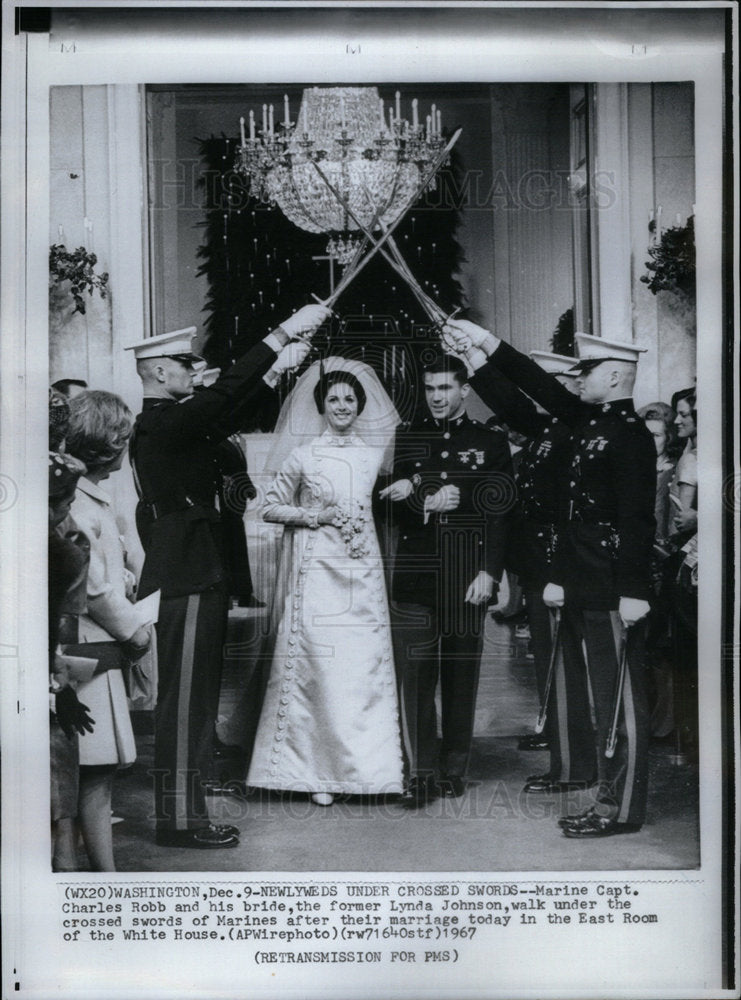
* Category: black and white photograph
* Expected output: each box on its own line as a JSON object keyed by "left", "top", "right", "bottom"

{"left": 1, "top": 3, "right": 737, "bottom": 998}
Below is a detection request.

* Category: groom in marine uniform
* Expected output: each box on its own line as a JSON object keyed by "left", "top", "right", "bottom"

{"left": 126, "top": 303, "right": 329, "bottom": 849}
{"left": 382, "top": 354, "right": 513, "bottom": 806}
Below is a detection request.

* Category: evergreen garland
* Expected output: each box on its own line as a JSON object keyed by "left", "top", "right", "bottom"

{"left": 550, "top": 307, "right": 575, "bottom": 356}
{"left": 641, "top": 216, "right": 695, "bottom": 298}
{"left": 196, "top": 133, "right": 466, "bottom": 411}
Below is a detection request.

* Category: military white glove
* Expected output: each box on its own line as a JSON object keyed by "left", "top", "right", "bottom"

{"left": 279, "top": 303, "right": 331, "bottom": 340}
{"left": 465, "top": 570, "right": 495, "bottom": 606}
{"left": 193, "top": 367, "right": 221, "bottom": 388}
{"left": 442, "top": 318, "right": 496, "bottom": 352}
{"left": 542, "top": 582, "right": 565, "bottom": 608}
{"left": 378, "top": 479, "right": 413, "bottom": 501}
{"left": 265, "top": 340, "right": 312, "bottom": 385}
{"left": 462, "top": 346, "right": 489, "bottom": 376}
{"left": 619, "top": 597, "right": 651, "bottom": 627}
{"left": 424, "top": 485, "right": 460, "bottom": 515}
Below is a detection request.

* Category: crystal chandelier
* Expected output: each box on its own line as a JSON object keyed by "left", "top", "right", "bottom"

{"left": 235, "top": 87, "right": 446, "bottom": 261}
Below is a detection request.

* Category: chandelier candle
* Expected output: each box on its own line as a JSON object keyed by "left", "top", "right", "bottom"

{"left": 235, "top": 86, "right": 451, "bottom": 264}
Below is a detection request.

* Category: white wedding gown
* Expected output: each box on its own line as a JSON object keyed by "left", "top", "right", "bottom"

{"left": 247, "top": 431, "right": 404, "bottom": 795}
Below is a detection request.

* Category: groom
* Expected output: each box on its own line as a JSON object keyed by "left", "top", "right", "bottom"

{"left": 381, "top": 354, "right": 512, "bottom": 806}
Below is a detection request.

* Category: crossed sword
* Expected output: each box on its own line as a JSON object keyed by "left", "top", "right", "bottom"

{"left": 307, "top": 129, "right": 462, "bottom": 327}
{"left": 308, "top": 133, "right": 638, "bottom": 757}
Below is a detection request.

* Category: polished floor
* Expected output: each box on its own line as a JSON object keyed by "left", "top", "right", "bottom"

{"left": 104, "top": 609, "right": 699, "bottom": 873}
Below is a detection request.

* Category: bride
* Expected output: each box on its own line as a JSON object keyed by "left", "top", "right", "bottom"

{"left": 246, "top": 358, "right": 404, "bottom": 804}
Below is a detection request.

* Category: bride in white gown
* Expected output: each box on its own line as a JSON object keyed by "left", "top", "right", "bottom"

{"left": 247, "top": 358, "right": 404, "bottom": 803}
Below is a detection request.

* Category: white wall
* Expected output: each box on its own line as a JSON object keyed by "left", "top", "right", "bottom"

{"left": 49, "top": 84, "right": 148, "bottom": 571}
{"left": 593, "top": 82, "right": 696, "bottom": 408}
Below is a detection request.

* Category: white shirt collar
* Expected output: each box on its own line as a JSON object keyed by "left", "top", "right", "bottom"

{"left": 77, "top": 476, "right": 111, "bottom": 504}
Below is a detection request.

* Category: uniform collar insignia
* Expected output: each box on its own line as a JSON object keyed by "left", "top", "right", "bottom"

{"left": 431, "top": 412, "right": 468, "bottom": 430}
{"left": 600, "top": 397, "right": 634, "bottom": 415}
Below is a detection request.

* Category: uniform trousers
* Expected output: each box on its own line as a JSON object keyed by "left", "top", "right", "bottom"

{"left": 391, "top": 601, "right": 484, "bottom": 780}
{"left": 153, "top": 585, "right": 229, "bottom": 832}
{"left": 525, "top": 590, "right": 595, "bottom": 783}
{"left": 560, "top": 606, "right": 649, "bottom": 826}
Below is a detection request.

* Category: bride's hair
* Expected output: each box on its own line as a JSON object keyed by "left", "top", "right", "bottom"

{"left": 313, "top": 369, "right": 367, "bottom": 416}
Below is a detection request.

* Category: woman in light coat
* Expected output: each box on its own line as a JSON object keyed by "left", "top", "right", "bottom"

{"left": 66, "top": 391, "right": 151, "bottom": 870}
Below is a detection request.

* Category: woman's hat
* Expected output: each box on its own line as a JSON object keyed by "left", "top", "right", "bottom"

{"left": 49, "top": 451, "right": 87, "bottom": 499}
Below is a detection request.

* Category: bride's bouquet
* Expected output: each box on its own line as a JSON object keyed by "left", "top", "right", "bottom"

{"left": 332, "top": 499, "right": 370, "bottom": 559}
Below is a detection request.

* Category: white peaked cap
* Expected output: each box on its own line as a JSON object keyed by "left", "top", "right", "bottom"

{"left": 569, "top": 332, "right": 647, "bottom": 372}
{"left": 124, "top": 327, "right": 204, "bottom": 362}
{"left": 529, "top": 350, "right": 579, "bottom": 376}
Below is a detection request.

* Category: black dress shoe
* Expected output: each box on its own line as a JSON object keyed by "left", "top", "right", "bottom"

{"left": 439, "top": 776, "right": 466, "bottom": 798}
{"left": 517, "top": 734, "right": 550, "bottom": 751}
{"left": 402, "top": 776, "right": 438, "bottom": 809}
{"left": 558, "top": 807, "right": 593, "bottom": 829}
{"left": 211, "top": 823, "right": 240, "bottom": 838}
{"left": 562, "top": 815, "right": 642, "bottom": 838}
{"left": 524, "top": 775, "right": 595, "bottom": 794}
{"left": 156, "top": 823, "right": 240, "bottom": 849}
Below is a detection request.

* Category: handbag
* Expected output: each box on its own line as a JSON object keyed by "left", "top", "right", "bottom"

{"left": 63, "top": 638, "right": 158, "bottom": 711}
{"left": 61, "top": 641, "right": 126, "bottom": 673}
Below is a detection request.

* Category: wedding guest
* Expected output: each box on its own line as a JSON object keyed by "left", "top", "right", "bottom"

{"left": 66, "top": 390, "right": 150, "bottom": 870}
{"left": 669, "top": 388, "right": 697, "bottom": 545}
{"left": 52, "top": 377, "right": 89, "bottom": 400}
{"left": 49, "top": 450, "right": 94, "bottom": 871}
{"left": 667, "top": 387, "right": 698, "bottom": 756}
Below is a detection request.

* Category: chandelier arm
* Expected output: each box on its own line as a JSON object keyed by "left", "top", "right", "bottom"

{"left": 317, "top": 128, "right": 462, "bottom": 308}
{"left": 311, "top": 160, "right": 443, "bottom": 323}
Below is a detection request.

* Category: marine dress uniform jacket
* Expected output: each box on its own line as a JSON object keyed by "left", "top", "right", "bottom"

{"left": 389, "top": 412, "right": 512, "bottom": 780}
{"left": 131, "top": 339, "right": 276, "bottom": 600}
{"left": 469, "top": 361, "right": 593, "bottom": 784}
{"left": 490, "top": 341, "right": 656, "bottom": 826}
{"left": 130, "top": 338, "right": 279, "bottom": 835}
{"left": 469, "top": 361, "right": 570, "bottom": 591}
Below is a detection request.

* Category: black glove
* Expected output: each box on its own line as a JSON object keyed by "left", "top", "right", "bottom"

{"left": 120, "top": 637, "right": 150, "bottom": 664}
{"left": 55, "top": 686, "right": 95, "bottom": 739}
